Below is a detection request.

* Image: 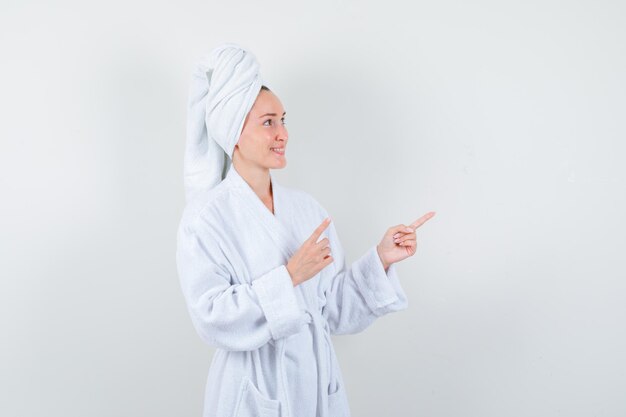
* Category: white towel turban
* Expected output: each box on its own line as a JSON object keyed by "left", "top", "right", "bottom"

{"left": 184, "top": 43, "right": 266, "bottom": 203}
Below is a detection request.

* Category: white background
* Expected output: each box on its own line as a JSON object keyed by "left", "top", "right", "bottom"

{"left": 1, "top": 0, "right": 625, "bottom": 416}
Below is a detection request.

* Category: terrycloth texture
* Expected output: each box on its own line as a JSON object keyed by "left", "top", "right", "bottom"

{"left": 184, "top": 43, "right": 265, "bottom": 204}
{"left": 176, "top": 165, "right": 409, "bottom": 417}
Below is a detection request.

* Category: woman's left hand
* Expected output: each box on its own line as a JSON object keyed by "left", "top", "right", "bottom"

{"left": 376, "top": 211, "right": 436, "bottom": 270}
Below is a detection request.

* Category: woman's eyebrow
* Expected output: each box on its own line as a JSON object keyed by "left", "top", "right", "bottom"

{"left": 258, "top": 111, "right": 286, "bottom": 118}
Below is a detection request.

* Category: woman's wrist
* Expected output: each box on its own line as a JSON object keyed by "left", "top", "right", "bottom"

{"left": 286, "top": 263, "right": 298, "bottom": 286}
{"left": 376, "top": 245, "right": 391, "bottom": 272}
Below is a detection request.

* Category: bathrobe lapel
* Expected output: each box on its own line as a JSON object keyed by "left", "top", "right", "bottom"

{"left": 225, "top": 166, "right": 301, "bottom": 260}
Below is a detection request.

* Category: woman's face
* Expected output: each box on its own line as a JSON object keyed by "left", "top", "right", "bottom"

{"left": 235, "top": 89, "right": 288, "bottom": 170}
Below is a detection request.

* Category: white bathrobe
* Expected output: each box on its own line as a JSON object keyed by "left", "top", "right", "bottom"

{"left": 176, "top": 165, "right": 408, "bottom": 417}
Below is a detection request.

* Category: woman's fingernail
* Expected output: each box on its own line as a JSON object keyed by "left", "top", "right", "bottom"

{"left": 405, "top": 227, "right": 413, "bottom": 232}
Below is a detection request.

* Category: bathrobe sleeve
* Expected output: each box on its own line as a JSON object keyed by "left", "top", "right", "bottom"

{"left": 317, "top": 208, "right": 409, "bottom": 335}
{"left": 176, "top": 218, "right": 307, "bottom": 352}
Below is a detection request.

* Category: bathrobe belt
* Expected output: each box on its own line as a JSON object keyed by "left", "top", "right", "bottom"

{"left": 275, "top": 306, "right": 333, "bottom": 417}
{"left": 303, "top": 307, "right": 333, "bottom": 417}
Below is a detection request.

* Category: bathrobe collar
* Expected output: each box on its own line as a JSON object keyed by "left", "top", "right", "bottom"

{"left": 225, "top": 164, "right": 278, "bottom": 217}
{"left": 225, "top": 165, "right": 301, "bottom": 258}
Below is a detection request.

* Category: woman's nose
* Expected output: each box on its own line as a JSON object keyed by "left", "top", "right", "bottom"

{"left": 277, "top": 123, "right": 288, "bottom": 141}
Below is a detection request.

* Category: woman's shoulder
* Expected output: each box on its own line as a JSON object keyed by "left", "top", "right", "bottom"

{"left": 178, "top": 181, "right": 236, "bottom": 232}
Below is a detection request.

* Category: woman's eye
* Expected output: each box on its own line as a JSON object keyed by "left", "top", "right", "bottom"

{"left": 263, "top": 118, "right": 286, "bottom": 126}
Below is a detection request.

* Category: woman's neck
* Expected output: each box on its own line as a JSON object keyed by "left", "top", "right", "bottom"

{"left": 232, "top": 160, "right": 273, "bottom": 201}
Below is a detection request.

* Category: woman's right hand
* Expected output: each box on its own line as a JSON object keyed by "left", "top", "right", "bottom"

{"left": 286, "top": 217, "right": 333, "bottom": 286}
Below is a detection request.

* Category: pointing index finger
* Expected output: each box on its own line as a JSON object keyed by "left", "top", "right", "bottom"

{"left": 409, "top": 211, "right": 436, "bottom": 230}
{"left": 309, "top": 217, "right": 332, "bottom": 242}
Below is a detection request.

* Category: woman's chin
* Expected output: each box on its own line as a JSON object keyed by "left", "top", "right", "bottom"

{"left": 272, "top": 159, "right": 286, "bottom": 169}
{"left": 267, "top": 153, "right": 286, "bottom": 167}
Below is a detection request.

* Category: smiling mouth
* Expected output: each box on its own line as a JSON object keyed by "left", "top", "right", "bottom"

{"left": 270, "top": 147, "right": 285, "bottom": 155}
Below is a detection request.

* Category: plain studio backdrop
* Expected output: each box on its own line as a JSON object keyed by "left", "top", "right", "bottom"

{"left": 1, "top": 0, "right": 624, "bottom": 416}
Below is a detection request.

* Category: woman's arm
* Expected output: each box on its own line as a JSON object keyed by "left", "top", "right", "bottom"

{"left": 176, "top": 221, "right": 307, "bottom": 351}
{"left": 317, "top": 211, "right": 409, "bottom": 335}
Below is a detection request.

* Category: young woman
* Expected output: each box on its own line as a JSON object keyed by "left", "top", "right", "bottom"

{"left": 177, "top": 43, "right": 435, "bottom": 417}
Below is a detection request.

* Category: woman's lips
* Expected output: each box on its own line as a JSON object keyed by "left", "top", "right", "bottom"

{"left": 270, "top": 147, "right": 285, "bottom": 155}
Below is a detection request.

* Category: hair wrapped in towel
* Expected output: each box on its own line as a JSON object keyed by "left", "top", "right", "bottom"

{"left": 184, "top": 43, "right": 266, "bottom": 203}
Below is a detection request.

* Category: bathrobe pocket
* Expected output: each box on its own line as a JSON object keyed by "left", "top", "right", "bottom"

{"left": 328, "top": 376, "right": 351, "bottom": 416}
{"left": 233, "top": 376, "right": 281, "bottom": 417}
{"left": 328, "top": 387, "right": 350, "bottom": 417}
